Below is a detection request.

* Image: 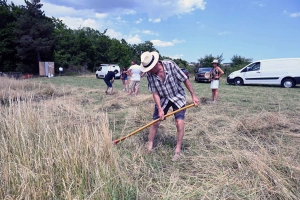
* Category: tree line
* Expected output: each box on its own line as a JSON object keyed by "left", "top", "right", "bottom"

{"left": 196, "top": 54, "right": 253, "bottom": 75}
{"left": 0, "top": 0, "right": 252, "bottom": 75}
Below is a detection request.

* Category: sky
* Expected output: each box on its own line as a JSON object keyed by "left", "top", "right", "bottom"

{"left": 7, "top": 0, "right": 300, "bottom": 63}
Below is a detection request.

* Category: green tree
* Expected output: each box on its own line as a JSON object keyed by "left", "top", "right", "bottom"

{"left": 173, "top": 58, "right": 189, "bottom": 69}
{"left": 0, "top": 0, "right": 22, "bottom": 72}
{"left": 195, "top": 54, "right": 224, "bottom": 73}
{"left": 198, "top": 54, "right": 224, "bottom": 67}
{"left": 14, "top": 0, "right": 55, "bottom": 73}
{"left": 107, "top": 38, "right": 130, "bottom": 66}
{"left": 93, "top": 29, "right": 111, "bottom": 68}
{"left": 161, "top": 56, "right": 189, "bottom": 69}
{"left": 53, "top": 22, "right": 112, "bottom": 73}
{"left": 224, "top": 55, "right": 252, "bottom": 75}
{"left": 117, "top": 39, "right": 134, "bottom": 68}
{"left": 161, "top": 56, "right": 172, "bottom": 60}
{"left": 231, "top": 54, "right": 252, "bottom": 66}
{"left": 52, "top": 18, "right": 73, "bottom": 72}
{"left": 130, "top": 41, "right": 159, "bottom": 62}
{"left": 161, "top": 56, "right": 191, "bottom": 72}
{"left": 71, "top": 28, "right": 93, "bottom": 69}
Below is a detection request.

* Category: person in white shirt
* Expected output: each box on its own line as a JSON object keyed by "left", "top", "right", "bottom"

{"left": 127, "top": 61, "right": 142, "bottom": 96}
{"left": 59, "top": 67, "right": 63, "bottom": 76}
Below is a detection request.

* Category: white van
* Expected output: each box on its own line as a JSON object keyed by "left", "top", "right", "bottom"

{"left": 95, "top": 64, "right": 120, "bottom": 79}
{"left": 227, "top": 58, "right": 300, "bottom": 88}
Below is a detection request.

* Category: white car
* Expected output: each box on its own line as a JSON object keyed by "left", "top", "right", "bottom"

{"left": 227, "top": 58, "right": 300, "bottom": 88}
{"left": 96, "top": 64, "right": 120, "bottom": 79}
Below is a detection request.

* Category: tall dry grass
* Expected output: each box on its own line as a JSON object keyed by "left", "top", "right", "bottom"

{"left": 115, "top": 104, "right": 300, "bottom": 199}
{"left": 1, "top": 76, "right": 300, "bottom": 199}
{"left": 0, "top": 77, "right": 136, "bottom": 199}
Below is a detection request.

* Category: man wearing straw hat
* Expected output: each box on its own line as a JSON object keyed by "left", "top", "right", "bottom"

{"left": 140, "top": 51, "right": 199, "bottom": 161}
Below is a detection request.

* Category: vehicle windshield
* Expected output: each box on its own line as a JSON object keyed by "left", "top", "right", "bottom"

{"left": 198, "top": 68, "right": 212, "bottom": 72}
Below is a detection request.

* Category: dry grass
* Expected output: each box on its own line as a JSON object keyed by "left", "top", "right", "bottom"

{"left": 0, "top": 75, "right": 300, "bottom": 199}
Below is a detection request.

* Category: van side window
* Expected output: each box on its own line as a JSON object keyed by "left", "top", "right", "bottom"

{"left": 99, "top": 67, "right": 102, "bottom": 71}
{"left": 247, "top": 62, "right": 260, "bottom": 71}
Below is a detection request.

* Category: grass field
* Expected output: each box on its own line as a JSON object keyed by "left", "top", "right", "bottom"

{"left": 1, "top": 74, "right": 300, "bottom": 199}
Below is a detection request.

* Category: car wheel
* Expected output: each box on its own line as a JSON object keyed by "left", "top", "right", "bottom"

{"left": 282, "top": 78, "right": 295, "bottom": 88}
{"left": 234, "top": 77, "right": 243, "bottom": 86}
{"left": 96, "top": 74, "right": 100, "bottom": 79}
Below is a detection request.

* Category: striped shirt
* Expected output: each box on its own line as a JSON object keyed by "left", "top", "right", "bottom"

{"left": 146, "top": 60, "right": 188, "bottom": 109}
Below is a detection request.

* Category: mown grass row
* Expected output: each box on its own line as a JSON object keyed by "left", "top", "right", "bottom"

{"left": 0, "top": 76, "right": 299, "bottom": 199}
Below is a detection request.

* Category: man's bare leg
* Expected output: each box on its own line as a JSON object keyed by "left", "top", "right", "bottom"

{"left": 172, "top": 119, "right": 184, "bottom": 161}
{"left": 125, "top": 80, "right": 128, "bottom": 91}
{"left": 148, "top": 121, "right": 160, "bottom": 151}
{"left": 134, "top": 86, "right": 139, "bottom": 96}
{"left": 128, "top": 81, "right": 132, "bottom": 95}
{"left": 175, "top": 119, "right": 184, "bottom": 153}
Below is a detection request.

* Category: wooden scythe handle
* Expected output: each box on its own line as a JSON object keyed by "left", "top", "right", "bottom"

{"left": 113, "top": 103, "right": 195, "bottom": 144}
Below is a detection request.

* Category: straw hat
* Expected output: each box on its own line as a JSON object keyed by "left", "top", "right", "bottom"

{"left": 212, "top": 59, "right": 219, "bottom": 64}
{"left": 140, "top": 51, "right": 159, "bottom": 72}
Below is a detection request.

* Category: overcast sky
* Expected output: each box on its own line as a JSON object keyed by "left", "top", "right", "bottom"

{"left": 7, "top": 0, "right": 300, "bottom": 63}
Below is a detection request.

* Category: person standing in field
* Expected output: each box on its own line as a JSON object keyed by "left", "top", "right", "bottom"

{"left": 59, "top": 67, "right": 63, "bottom": 76}
{"left": 210, "top": 59, "right": 224, "bottom": 103}
{"left": 120, "top": 67, "right": 129, "bottom": 92}
{"left": 104, "top": 69, "right": 118, "bottom": 95}
{"left": 140, "top": 51, "right": 199, "bottom": 161}
{"left": 127, "top": 61, "right": 142, "bottom": 96}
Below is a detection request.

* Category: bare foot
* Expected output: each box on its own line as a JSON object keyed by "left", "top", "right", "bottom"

{"left": 172, "top": 152, "right": 181, "bottom": 162}
{"left": 147, "top": 142, "right": 153, "bottom": 152}
{"left": 145, "top": 149, "right": 155, "bottom": 154}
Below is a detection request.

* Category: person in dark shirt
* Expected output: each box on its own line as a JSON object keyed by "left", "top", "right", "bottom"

{"left": 104, "top": 69, "right": 118, "bottom": 95}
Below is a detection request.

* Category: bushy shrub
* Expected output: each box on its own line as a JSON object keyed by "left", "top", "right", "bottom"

{"left": 224, "top": 64, "right": 246, "bottom": 75}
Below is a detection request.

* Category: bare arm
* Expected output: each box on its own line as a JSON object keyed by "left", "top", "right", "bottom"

{"left": 152, "top": 92, "right": 165, "bottom": 120}
{"left": 217, "top": 67, "right": 224, "bottom": 78}
{"left": 183, "top": 79, "right": 200, "bottom": 106}
{"left": 127, "top": 69, "right": 132, "bottom": 76}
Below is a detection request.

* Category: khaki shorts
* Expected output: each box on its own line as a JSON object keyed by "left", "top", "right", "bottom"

{"left": 129, "top": 81, "right": 140, "bottom": 90}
